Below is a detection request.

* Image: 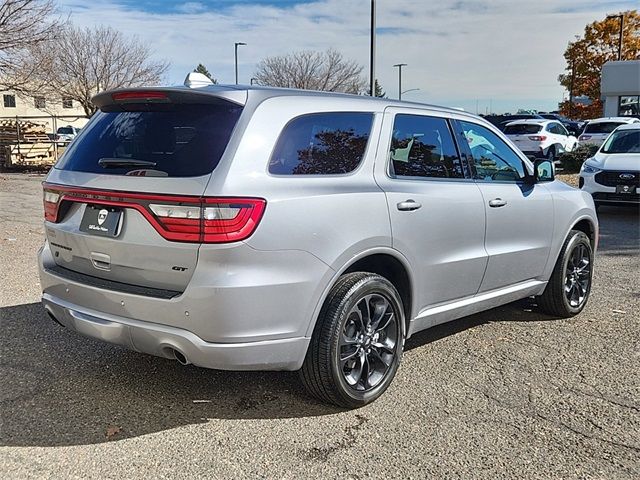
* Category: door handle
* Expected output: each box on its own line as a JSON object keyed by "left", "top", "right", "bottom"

{"left": 397, "top": 200, "right": 422, "bottom": 211}
{"left": 488, "top": 198, "right": 507, "bottom": 208}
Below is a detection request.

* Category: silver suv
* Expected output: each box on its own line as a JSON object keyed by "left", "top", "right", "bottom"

{"left": 38, "top": 80, "right": 598, "bottom": 407}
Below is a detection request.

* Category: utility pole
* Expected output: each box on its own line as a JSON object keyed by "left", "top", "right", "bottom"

{"left": 234, "top": 42, "right": 246, "bottom": 84}
{"left": 369, "top": 0, "right": 376, "bottom": 96}
{"left": 394, "top": 63, "right": 407, "bottom": 100}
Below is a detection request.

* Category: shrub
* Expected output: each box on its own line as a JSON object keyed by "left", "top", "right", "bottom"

{"left": 559, "top": 144, "right": 599, "bottom": 173}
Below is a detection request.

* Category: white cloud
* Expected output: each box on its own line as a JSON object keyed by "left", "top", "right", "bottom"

{"left": 59, "top": 0, "right": 635, "bottom": 113}
{"left": 176, "top": 2, "right": 207, "bottom": 14}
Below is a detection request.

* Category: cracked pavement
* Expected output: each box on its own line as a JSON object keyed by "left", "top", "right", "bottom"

{"left": 1, "top": 173, "right": 639, "bottom": 479}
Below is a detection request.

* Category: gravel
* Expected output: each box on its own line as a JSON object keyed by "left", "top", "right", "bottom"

{"left": 1, "top": 173, "right": 638, "bottom": 479}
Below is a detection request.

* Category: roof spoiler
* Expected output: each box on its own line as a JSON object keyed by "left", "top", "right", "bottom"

{"left": 92, "top": 86, "right": 247, "bottom": 110}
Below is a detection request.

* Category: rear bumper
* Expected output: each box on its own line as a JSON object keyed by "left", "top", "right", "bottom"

{"left": 38, "top": 239, "right": 334, "bottom": 370}
{"left": 43, "top": 292, "right": 310, "bottom": 371}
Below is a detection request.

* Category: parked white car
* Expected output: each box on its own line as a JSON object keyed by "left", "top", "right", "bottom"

{"left": 578, "top": 117, "right": 639, "bottom": 147}
{"left": 55, "top": 125, "right": 81, "bottom": 144}
{"left": 580, "top": 123, "right": 640, "bottom": 208}
{"left": 504, "top": 120, "right": 577, "bottom": 162}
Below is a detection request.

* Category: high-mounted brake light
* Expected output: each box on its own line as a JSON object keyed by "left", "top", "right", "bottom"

{"left": 42, "top": 183, "right": 266, "bottom": 244}
{"left": 528, "top": 135, "right": 547, "bottom": 141}
{"left": 111, "top": 91, "right": 170, "bottom": 103}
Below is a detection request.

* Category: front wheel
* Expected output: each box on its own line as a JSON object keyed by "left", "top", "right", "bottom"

{"left": 300, "top": 272, "right": 405, "bottom": 408}
{"left": 537, "top": 230, "right": 593, "bottom": 317}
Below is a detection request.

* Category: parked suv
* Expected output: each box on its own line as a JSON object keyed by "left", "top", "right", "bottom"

{"left": 580, "top": 122, "right": 640, "bottom": 207}
{"left": 55, "top": 125, "right": 81, "bottom": 144}
{"left": 38, "top": 78, "right": 598, "bottom": 407}
{"left": 504, "top": 119, "right": 577, "bottom": 162}
{"left": 578, "top": 117, "right": 639, "bottom": 147}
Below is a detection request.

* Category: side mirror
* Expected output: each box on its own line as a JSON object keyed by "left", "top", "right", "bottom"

{"left": 534, "top": 158, "right": 554, "bottom": 182}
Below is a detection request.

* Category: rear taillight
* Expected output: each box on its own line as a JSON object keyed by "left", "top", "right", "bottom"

{"left": 579, "top": 135, "right": 591, "bottom": 141}
{"left": 42, "top": 183, "right": 266, "bottom": 244}
{"left": 528, "top": 135, "right": 547, "bottom": 141}
{"left": 202, "top": 199, "right": 266, "bottom": 243}
{"left": 43, "top": 189, "right": 61, "bottom": 222}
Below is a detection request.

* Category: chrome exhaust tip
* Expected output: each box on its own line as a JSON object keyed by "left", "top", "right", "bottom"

{"left": 172, "top": 349, "right": 189, "bottom": 365}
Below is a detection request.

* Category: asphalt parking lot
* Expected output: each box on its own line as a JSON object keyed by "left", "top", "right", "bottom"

{"left": 1, "top": 173, "right": 638, "bottom": 479}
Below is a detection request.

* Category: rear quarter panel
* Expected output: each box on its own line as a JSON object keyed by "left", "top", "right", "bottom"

{"left": 204, "top": 96, "right": 393, "bottom": 334}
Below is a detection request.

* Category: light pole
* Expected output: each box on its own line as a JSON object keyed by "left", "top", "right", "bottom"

{"left": 569, "top": 60, "right": 575, "bottom": 118}
{"left": 606, "top": 14, "right": 624, "bottom": 60}
{"left": 393, "top": 63, "right": 407, "bottom": 100}
{"left": 369, "top": 0, "right": 376, "bottom": 96}
{"left": 234, "top": 42, "right": 246, "bottom": 84}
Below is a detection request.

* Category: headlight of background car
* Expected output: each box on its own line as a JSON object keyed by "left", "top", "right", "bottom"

{"left": 581, "top": 160, "right": 601, "bottom": 174}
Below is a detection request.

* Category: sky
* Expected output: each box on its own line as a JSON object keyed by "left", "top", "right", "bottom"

{"left": 58, "top": 0, "right": 635, "bottom": 114}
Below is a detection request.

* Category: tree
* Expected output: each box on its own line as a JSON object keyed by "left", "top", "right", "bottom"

{"left": 11, "top": 25, "right": 168, "bottom": 116}
{"left": 0, "top": 0, "right": 64, "bottom": 87}
{"left": 374, "top": 79, "right": 386, "bottom": 98}
{"left": 254, "top": 48, "right": 366, "bottom": 94}
{"left": 194, "top": 63, "right": 217, "bottom": 83}
{"left": 558, "top": 10, "right": 640, "bottom": 119}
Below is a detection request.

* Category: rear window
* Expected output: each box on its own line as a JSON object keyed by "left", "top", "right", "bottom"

{"left": 56, "top": 104, "right": 242, "bottom": 177}
{"left": 57, "top": 127, "right": 74, "bottom": 135}
{"left": 269, "top": 112, "right": 373, "bottom": 175}
{"left": 504, "top": 124, "right": 542, "bottom": 135}
{"left": 584, "top": 122, "right": 624, "bottom": 134}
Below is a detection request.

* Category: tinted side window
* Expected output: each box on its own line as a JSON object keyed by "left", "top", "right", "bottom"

{"left": 390, "top": 114, "right": 464, "bottom": 179}
{"left": 558, "top": 124, "right": 569, "bottom": 136}
{"left": 269, "top": 112, "right": 373, "bottom": 175}
{"left": 460, "top": 121, "right": 526, "bottom": 182}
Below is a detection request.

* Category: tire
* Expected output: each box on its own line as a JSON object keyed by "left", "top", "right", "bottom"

{"left": 546, "top": 145, "right": 556, "bottom": 162}
{"left": 300, "top": 272, "right": 405, "bottom": 408}
{"left": 537, "top": 230, "right": 593, "bottom": 317}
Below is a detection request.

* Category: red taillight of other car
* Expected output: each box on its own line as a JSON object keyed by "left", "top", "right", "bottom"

{"left": 528, "top": 136, "right": 547, "bottom": 141}
{"left": 42, "top": 183, "right": 266, "bottom": 244}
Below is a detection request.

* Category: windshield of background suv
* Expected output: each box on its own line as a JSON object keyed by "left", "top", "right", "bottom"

{"left": 584, "top": 122, "right": 624, "bottom": 134}
{"left": 504, "top": 124, "right": 542, "bottom": 135}
{"left": 601, "top": 130, "right": 640, "bottom": 154}
{"left": 56, "top": 103, "right": 243, "bottom": 177}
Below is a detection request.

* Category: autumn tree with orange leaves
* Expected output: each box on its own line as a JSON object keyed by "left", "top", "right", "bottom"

{"left": 558, "top": 10, "right": 640, "bottom": 120}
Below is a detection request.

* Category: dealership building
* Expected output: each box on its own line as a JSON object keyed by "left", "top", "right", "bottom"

{"left": 601, "top": 60, "right": 640, "bottom": 117}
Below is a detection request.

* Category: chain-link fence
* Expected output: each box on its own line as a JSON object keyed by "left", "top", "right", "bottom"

{"left": 0, "top": 114, "right": 89, "bottom": 169}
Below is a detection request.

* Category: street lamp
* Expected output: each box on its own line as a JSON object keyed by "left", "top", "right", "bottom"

{"left": 569, "top": 60, "right": 575, "bottom": 119}
{"left": 369, "top": 0, "right": 376, "bottom": 96}
{"left": 401, "top": 88, "right": 420, "bottom": 96}
{"left": 234, "top": 42, "right": 247, "bottom": 84}
{"left": 606, "top": 14, "right": 624, "bottom": 61}
{"left": 393, "top": 63, "right": 407, "bottom": 100}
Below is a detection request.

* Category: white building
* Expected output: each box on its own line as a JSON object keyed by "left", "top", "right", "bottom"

{"left": 0, "top": 90, "right": 89, "bottom": 133}
{"left": 601, "top": 60, "right": 640, "bottom": 117}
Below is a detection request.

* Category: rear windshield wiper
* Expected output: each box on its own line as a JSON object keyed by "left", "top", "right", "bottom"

{"left": 98, "top": 158, "right": 157, "bottom": 168}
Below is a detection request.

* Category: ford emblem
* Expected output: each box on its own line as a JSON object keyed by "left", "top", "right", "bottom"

{"left": 619, "top": 173, "right": 635, "bottom": 180}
